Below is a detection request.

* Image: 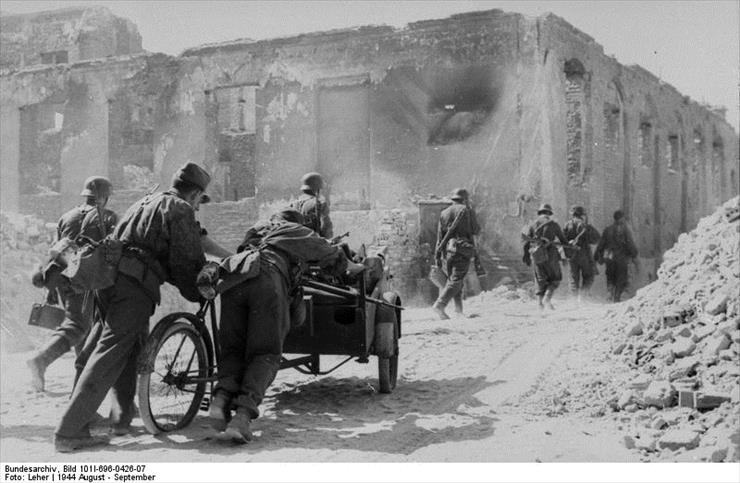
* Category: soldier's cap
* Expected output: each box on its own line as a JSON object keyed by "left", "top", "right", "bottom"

{"left": 571, "top": 205, "right": 586, "bottom": 217}
{"left": 537, "top": 203, "right": 554, "bottom": 215}
{"left": 172, "top": 163, "right": 211, "bottom": 192}
{"left": 273, "top": 207, "right": 305, "bottom": 225}
{"left": 450, "top": 188, "right": 469, "bottom": 201}
{"left": 80, "top": 176, "right": 112, "bottom": 199}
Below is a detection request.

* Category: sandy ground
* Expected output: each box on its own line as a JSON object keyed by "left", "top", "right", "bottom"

{"left": 0, "top": 296, "right": 638, "bottom": 463}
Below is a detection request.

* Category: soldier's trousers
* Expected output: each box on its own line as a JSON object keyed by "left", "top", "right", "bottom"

{"left": 436, "top": 252, "right": 472, "bottom": 307}
{"left": 215, "top": 261, "right": 291, "bottom": 420}
{"left": 568, "top": 257, "right": 596, "bottom": 293}
{"left": 45, "top": 269, "right": 94, "bottom": 353}
{"left": 605, "top": 259, "right": 629, "bottom": 302}
{"left": 56, "top": 275, "right": 153, "bottom": 437}
{"left": 533, "top": 259, "right": 562, "bottom": 296}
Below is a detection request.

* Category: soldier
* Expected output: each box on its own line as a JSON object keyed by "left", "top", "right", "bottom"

{"left": 522, "top": 203, "right": 567, "bottom": 310}
{"left": 27, "top": 176, "right": 118, "bottom": 392}
{"left": 594, "top": 210, "right": 638, "bottom": 303}
{"left": 203, "top": 208, "right": 363, "bottom": 443}
{"left": 54, "top": 163, "right": 210, "bottom": 452}
{"left": 291, "top": 172, "right": 333, "bottom": 238}
{"left": 562, "top": 205, "right": 600, "bottom": 301}
{"left": 431, "top": 188, "right": 480, "bottom": 320}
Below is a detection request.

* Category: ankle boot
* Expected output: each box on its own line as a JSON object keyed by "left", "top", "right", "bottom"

{"left": 217, "top": 408, "right": 252, "bottom": 444}
{"left": 208, "top": 391, "right": 232, "bottom": 432}
{"left": 27, "top": 336, "right": 70, "bottom": 392}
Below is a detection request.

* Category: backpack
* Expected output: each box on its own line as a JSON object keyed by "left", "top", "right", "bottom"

{"left": 62, "top": 235, "right": 123, "bottom": 293}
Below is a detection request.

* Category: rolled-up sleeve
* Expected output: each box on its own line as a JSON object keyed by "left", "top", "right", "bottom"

{"left": 167, "top": 203, "right": 206, "bottom": 302}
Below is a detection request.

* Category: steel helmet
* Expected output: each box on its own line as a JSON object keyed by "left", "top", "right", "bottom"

{"left": 300, "top": 172, "right": 324, "bottom": 193}
{"left": 80, "top": 176, "right": 112, "bottom": 200}
{"left": 537, "top": 203, "right": 554, "bottom": 215}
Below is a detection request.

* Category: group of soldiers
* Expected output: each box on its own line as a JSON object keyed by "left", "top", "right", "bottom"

{"left": 28, "top": 168, "right": 639, "bottom": 452}
{"left": 28, "top": 165, "right": 361, "bottom": 452}
{"left": 431, "top": 192, "right": 639, "bottom": 317}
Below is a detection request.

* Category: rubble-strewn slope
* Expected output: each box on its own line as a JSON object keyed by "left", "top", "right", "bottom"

{"left": 541, "top": 197, "right": 739, "bottom": 461}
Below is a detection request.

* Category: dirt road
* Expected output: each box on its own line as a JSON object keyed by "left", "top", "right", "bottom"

{"left": 0, "top": 295, "right": 636, "bottom": 462}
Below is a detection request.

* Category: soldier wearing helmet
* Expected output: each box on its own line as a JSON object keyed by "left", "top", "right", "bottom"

{"left": 27, "top": 176, "right": 119, "bottom": 393}
{"left": 431, "top": 188, "right": 480, "bottom": 320}
{"left": 290, "top": 172, "right": 334, "bottom": 239}
{"left": 563, "top": 205, "right": 600, "bottom": 302}
{"left": 521, "top": 203, "right": 568, "bottom": 310}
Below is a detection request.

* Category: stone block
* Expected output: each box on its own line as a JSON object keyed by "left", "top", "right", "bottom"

{"left": 651, "top": 417, "right": 668, "bottom": 430}
{"left": 662, "top": 312, "right": 683, "bottom": 328}
{"left": 642, "top": 380, "right": 676, "bottom": 408}
{"left": 674, "top": 327, "right": 693, "bottom": 338}
{"left": 695, "top": 392, "right": 732, "bottom": 410}
{"left": 668, "top": 357, "right": 699, "bottom": 381}
{"left": 656, "top": 329, "right": 674, "bottom": 343}
{"left": 719, "top": 349, "right": 735, "bottom": 361}
{"left": 658, "top": 429, "right": 700, "bottom": 451}
{"left": 691, "top": 325, "right": 715, "bottom": 342}
{"left": 670, "top": 338, "right": 696, "bottom": 358}
{"left": 627, "top": 321, "right": 644, "bottom": 336}
{"left": 711, "top": 447, "right": 728, "bottom": 462}
{"left": 705, "top": 292, "right": 729, "bottom": 315}
{"left": 705, "top": 334, "right": 731, "bottom": 355}
{"left": 628, "top": 374, "right": 652, "bottom": 391}
{"left": 617, "top": 390, "right": 635, "bottom": 409}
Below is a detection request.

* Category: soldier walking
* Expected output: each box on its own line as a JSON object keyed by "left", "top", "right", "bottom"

{"left": 522, "top": 203, "right": 567, "bottom": 310}
{"left": 431, "top": 188, "right": 480, "bottom": 320}
{"left": 54, "top": 163, "right": 211, "bottom": 452}
{"left": 594, "top": 210, "right": 638, "bottom": 302}
{"left": 27, "top": 176, "right": 118, "bottom": 392}
{"left": 562, "top": 205, "right": 600, "bottom": 302}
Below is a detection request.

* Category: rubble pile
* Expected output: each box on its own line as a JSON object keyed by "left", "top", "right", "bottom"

{"left": 600, "top": 197, "right": 739, "bottom": 460}
{"left": 0, "top": 211, "right": 57, "bottom": 352}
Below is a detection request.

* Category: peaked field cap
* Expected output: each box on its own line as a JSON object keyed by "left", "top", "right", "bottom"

{"left": 80, "top": 176, "right": 112, "bottom": 198}
{"left": 173, "top": 163, "right": 211, "bottom": 191}
{"left": 450, "top": 188, "right": 469, "bottom": 201}
{"left": 537, "top": 203, "right": 554, "bottom": 215}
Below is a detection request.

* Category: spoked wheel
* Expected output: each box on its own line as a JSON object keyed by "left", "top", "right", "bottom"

{"left": 377, "top": 320, "right": 399, "bottom": 394}
{"left": 137, "top": 321, "right": 208, "bottom": 434}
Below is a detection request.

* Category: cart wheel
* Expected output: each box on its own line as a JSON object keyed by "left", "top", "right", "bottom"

{"left": 377, "top": 321, "right": 398, "bottom": 394}
{"left": 138, "top": 321, "right": 208, "bottom": 434}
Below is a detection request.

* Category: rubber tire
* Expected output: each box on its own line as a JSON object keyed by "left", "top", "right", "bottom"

{"left": 138, "top": 321, "right": 208, "bottom": 434}
{"left": 377, "top": 321, "right": 398, "bottom": 394}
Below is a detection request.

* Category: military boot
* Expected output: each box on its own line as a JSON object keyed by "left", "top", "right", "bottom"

{"left": 431, "top": 301, "right": 450, "bottom": 320}
{"left": 55, "top": 433, "right": 109, "bottom": 453}
{"left": 27, "top": 336, "right": 70, "bottom": 392}
{"left": 208, "top": 390, "right": 232, "bottom": 432}
{"left": 216, "top": 408, "right": 252, "bottom": 444}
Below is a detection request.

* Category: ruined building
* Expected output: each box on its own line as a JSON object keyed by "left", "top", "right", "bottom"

{"left": 1, "top": 7, "right": 737, "bottom": 301}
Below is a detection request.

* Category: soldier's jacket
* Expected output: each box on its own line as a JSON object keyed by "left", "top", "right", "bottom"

{"left": 522, "top": 215, "right": 567, "bottom": 263}
{"left": 437, "top": 202, "right": 480, "bottom": 256}
{"left": 291, "top": 193, "right": 333, "bottom": 239}
{"left": 595, "top": 221, "right": 638, "bottom": 263}
{"left": 113, "top": 189, "right": 205, "bottom": 303}
{"left": 563, "top": 218, "right": 600, "bottom": 260}
{"left": 237, "top": 220, "right": 347, "bottom": 289}
{"left": 57, "top": 204, "right": 118, "bottom": 242}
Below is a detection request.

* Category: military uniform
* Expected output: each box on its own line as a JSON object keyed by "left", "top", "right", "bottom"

{"left": 563, "top": 216, "right": 600, "bottom": 295}
{"left": 433, "top": 196, "right": 480, "bottom": 317}
{"left": 522, "top": 213, "right": 567, "bottom": 299}
{"left": 594, "top": 219, "right": 638, "bottom": 302}
{"left": 213, "top": 221, "right": 347, "bottom": 430}
{"left": 291, "top": 193, "right": 333, "bottom": 238}
{"left": 56, "top": 189, "right": 206, "bottom": 441}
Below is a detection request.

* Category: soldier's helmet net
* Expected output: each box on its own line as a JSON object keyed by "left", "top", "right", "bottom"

{"left": 80, "top": 176, "right": 112, "bottom": 200}
{"left": 300, "top": 172, "right": 324, "bottom": 193}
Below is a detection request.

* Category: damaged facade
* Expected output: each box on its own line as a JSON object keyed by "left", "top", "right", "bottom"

{"left": 1, "top": 7, "right": 737, "bottom": 301}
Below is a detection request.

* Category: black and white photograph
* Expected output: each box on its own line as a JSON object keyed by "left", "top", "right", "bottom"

{"left": 0, "top": 1, "right": 738, "bottom": 482}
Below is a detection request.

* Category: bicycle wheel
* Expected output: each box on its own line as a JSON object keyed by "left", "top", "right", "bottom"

{"left": 137, "top": 321, "right": 208, "bottom": 434}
